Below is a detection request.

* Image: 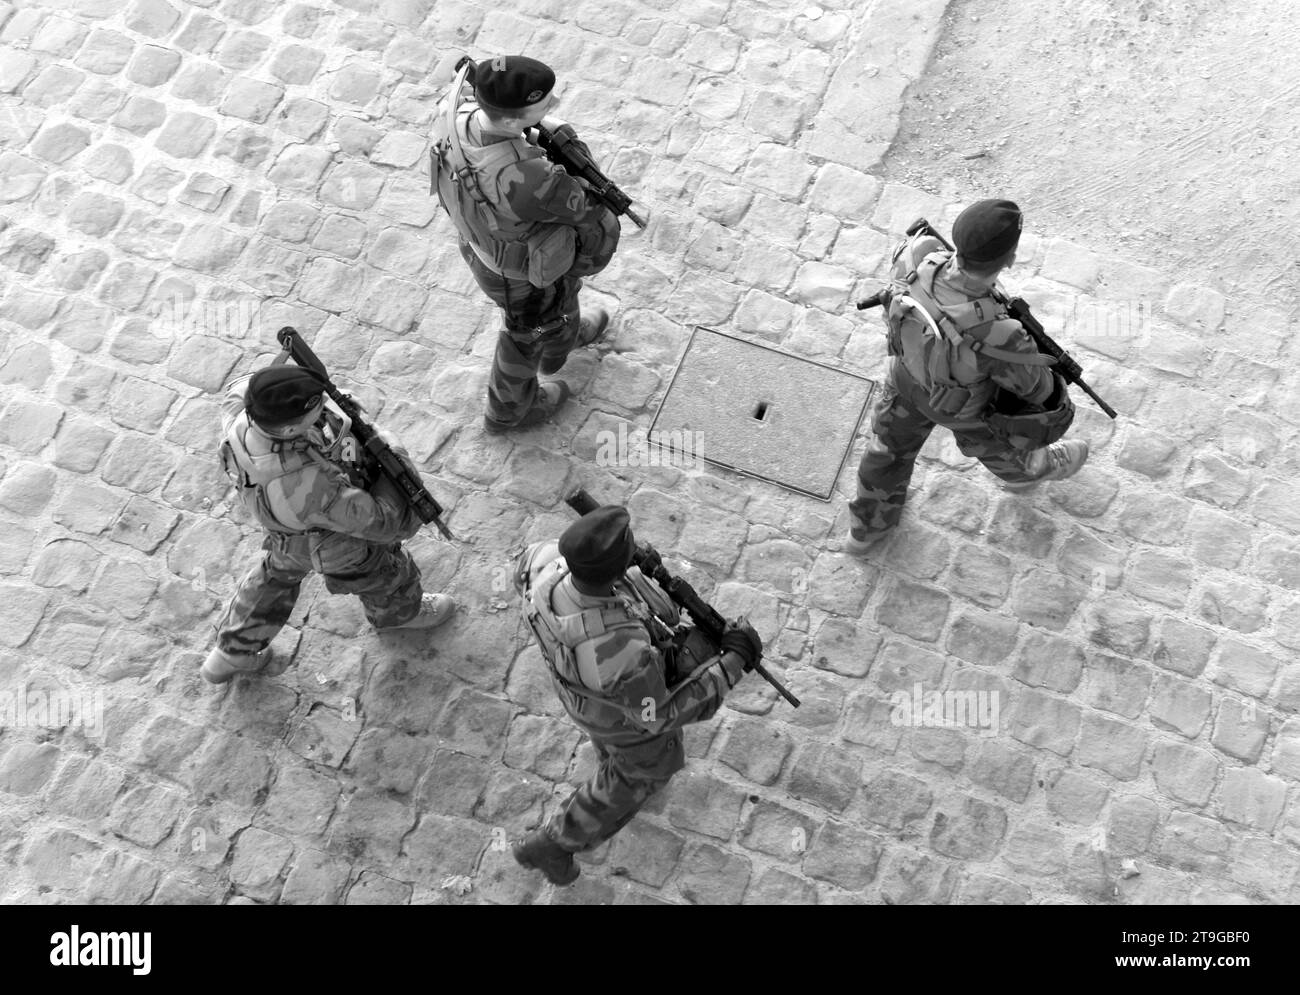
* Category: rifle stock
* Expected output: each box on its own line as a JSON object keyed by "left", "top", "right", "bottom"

{"left": 275, "top": 327, "right": 455, "bottom": 541}
{"left": 565, "top": 488, "right": 800, "bottom": 708}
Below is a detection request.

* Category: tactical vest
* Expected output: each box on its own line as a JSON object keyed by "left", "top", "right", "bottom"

{"left": 429, "top": 74, "right": 577, "bottom": 288}
{"left": 519, "top": 545, "right": 685, "bottom": 724}
{"left": 219, "top": 412, "right": 354, "bottom": 535}
{"left": 882, "top": 234, "right": 1074, "bottom": 448}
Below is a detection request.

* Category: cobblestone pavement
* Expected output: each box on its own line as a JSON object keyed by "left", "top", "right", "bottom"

{"left": 1, "top": 0, "right": 1297, "bottom": 905}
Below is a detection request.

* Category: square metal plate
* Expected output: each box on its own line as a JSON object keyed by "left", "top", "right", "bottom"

{"left": 649, "top": 326, "right": 876, "bottom": 500}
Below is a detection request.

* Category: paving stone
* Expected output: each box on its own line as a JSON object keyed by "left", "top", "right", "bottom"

{"left": 502, "top": 714, "right": 581, "bottom": 781}
{"left": 1009, "top": 689, "right": 1080, "bottom": 757}
{"left": 718, "top": 716, "right": 792, "bottom": 786}
{"left": 1105, "top": 795, "right": 1161, "bottom": 856}
{"left": 870, "top": 636, "right": 951, "bottom": 699}
{"left": 805, "top": 553, "right": 875, "bottom": 616}
{"left": 134, "top": 713, "right": 204, "bottom": 776}
{"left": 330, "top": 790, "right": 415, "bottom": 865}
{"left": 1012, "top": 631, "right": 1085, "bottom": 693}
{"left": 607, "top": 820, "right": 686, "bottom": 887}
{"left": 1211, "top": 696, "right": 1269, "bottom": 763}
{"left": 475, "top": 769, "right": 549, "bottom": 828}
{"left": 877, "top": 848, "right": 958, "bottom": 905}
{"left": 1160, "top": 811, "right": 1231, "bottom": 876}
{"left": 875, "top": 578, "right": 950, "bottom": 641}
{"left": 810, "top": 615, "right": 880, "bottom": 678}
{"left": 740, "top": 800, "right": 821, "bottom": 863}
{"left": 743, "top": 867, "right": 818, "bottom": 905}
{"left": 21, "top": 828, "right": 102, "bottom": 893}
{"left": 418, "top": 750, "right": 491, "bottom": 818}
{"left": 1152, "top": 741, "right": 1220, "bottom": 807}
{"left": 109, "top": 782, "right": 186, "bottom": 847}
{"left": 1083, "top": 598, "right": 1152, "bottom": 657}
{"left": 958, "top": 874, "right": 1031, "bottom": 905}
{"left": 1057, "top": 526, "right": 1125, "bottom": 590}
{"left": 433, "top": 689, "right": 513, "bottom": 760}
{"left": 1044, "top": 769, "right": 1109, "bottom": 825}
{"left": 786, "top": 741, "right": 860, "bottom": 814}
{"left": 1125, "top": 549, "right": 1194, "bottom": 609}
{"left": 675, "top": 842, "right": 751, "bottom": 905}
{"left": 1001, "top": 822, "right": 1066, "bottom": 877}
{"left": 929, "top": 795, "right": 1007, "bottom": 860}
{"left": 1217, "top": 767, "right": 1287, "bottom": 832}
{"left": 1085, "top": 653, "right": 1153, "bottom": 719}
{"left": 346, "top": 870, "right": 412, "bottom": 905}
{"left": 1230, "top": 837, "right": 1300, "bottom": 903}
{"left": 803, "top": 820, "right": 882, "bottom": 891}
{"left": 280, "top": 849, "right": 349, "bottom": 905}
{"left": 1198, "top": 578, "right": 1269, "bottom": 636}
{"left": 191, "top": 731, "right": 273, "bottom": 810}
{"left": 946, "top": 543, "right": 1014, "bottom": 608}
{"left": 1076, "top": 711, "right": 1147, "bottom": 780}
{"left": 842, "top": 693, "right": 905, "bottom": 753}
{"left": 0, "top": 398, "right": 61, "bottom": 454}
{"left": 944, "top": 607, "right": 1019, "bottom": 667}
{"left": 1272, "top": 718, "right": 1300, "bottom": 781}
{"left": 665, "top": 769, "right": 748, "bottom": 840}
{"left": 1149, "top": 617, "right": 1215, "bottom": 678}
{"left": 1210, "top": 638, "right": 1279, "bottom": 700}
{"left": 967, "top": 740, "right": 1036, "bottom": 804}
{"left": 0, "top": 742, "right": 60, "bottom": 795}
{"left": 229, "top": 826, "right": 293, "bottom": 901}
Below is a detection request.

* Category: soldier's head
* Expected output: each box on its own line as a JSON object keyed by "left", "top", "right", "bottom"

{"left": 953, "top": 198, "right": 1023, "bottom": 278}
{"left": 559, "top": 505, "right": 636, "bottom": 592}
{"left": 472, "top": 55, "right": 559, "bottom": 130}
{"left": 246, "top": 365, "right": 327, "bottom": 439}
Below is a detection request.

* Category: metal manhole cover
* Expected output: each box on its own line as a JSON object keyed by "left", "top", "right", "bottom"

{"left": 649, "top": 326, "right": 876, "bottom": 500}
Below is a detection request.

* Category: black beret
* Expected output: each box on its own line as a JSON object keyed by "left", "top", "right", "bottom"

{"left": 247, "top": 366, "right": 326, "bottom": 426}
{"left": 559, "top": 506, "right": 635, "bottom": 584}
{"left": 953, "top": 199, "right": 1023, "bottom": 263}
{"left": 473, "top": 55, "right": 555, "bottom": 113}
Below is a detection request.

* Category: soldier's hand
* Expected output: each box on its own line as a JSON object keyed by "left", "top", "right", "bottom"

{"left": 720, "top": 619, "right": 762, "bottom": 672}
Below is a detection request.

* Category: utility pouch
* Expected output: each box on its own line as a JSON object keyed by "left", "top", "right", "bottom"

{"left": 525, "top": 224, "right": 576, "bottom": 288}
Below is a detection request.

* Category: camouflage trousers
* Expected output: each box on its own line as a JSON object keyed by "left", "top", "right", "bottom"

{"left": 216, "top": 531, "right": 424, "bottom": 655}
{"left": 459, "top": 241, "right": 586, "bottom": 428}
{"left": 848, "top": 359, "right": 1042, "bottom": 536}
{"left": 547, "top": 731, "right": 686, "bottom": 852}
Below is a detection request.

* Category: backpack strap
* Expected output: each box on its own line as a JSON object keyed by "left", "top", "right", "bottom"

{"left": 901, "top": 245, "right": 1056, "bottom": 368}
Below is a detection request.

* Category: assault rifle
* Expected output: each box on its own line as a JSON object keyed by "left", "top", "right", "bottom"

{"left": 535, "top": 121, "right": 647, "bottom": 229}
{"left": 275, "top": 327, "right": 455, "bottom": 541}
{"left": 857, "top": 218, "right": 1117, "bottom": 419}
{"left": 565, "top": 488, "right": 800, "bottom": 708}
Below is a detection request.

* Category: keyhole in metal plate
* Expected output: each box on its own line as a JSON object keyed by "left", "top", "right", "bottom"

{"left": 753, "top": 401, "right": 770, "bottom": 421}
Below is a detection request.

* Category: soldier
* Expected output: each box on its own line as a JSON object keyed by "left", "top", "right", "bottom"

{"left": 430, "top": 54, "right": 621, "bottom": 434}
{"left": 511, "top": 506, "right": 761, "bottom": 885}
{"left": 201, "top": 365, "right": 457, "bottom": 684}
{"left": 847, "top": 199, "right": 1088, "bottom": 552}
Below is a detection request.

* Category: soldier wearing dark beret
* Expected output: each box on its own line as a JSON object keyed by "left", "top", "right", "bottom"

{"left": 510, "top": 506, "right": 761, "bottom": 886}
{"left": 430, "top": 54, "right": 621, "bottom": 433}
{"left": 202, "top": 363, "right": 457, "bottom": 684}
{"left": 847, "top": 199, "right": 1089, "bottom": 552}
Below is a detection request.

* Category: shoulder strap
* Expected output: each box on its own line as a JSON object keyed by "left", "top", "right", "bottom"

{"left": 906, "top": 254, "right": 1056, "bottom": 368}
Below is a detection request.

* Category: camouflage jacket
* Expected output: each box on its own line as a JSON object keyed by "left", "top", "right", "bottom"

{"left": 517, "top": 541, "right": 744, "bottom": 747}
{"left": 218, "top": 374, "right": 419, "bottom": 544}
{"left": 433, "top": 84, "right": 606, "bottom": 234}
{"left": 891, "top": 235, "right": 1055, "bottom": 418}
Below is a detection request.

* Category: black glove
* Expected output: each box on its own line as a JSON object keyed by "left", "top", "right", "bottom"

{"left": 719, "top": 620, "right": 762, "bottom": 672}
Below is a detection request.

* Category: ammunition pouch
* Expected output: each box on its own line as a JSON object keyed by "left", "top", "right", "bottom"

{"left": 665, "top": 627, "right": 721, "bottom": 686}
{"left": 568, "top": 207, "right": 620, "bottom": 278}
{"left": 982, "top": 373, "right": 1075, "bottom": 450}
